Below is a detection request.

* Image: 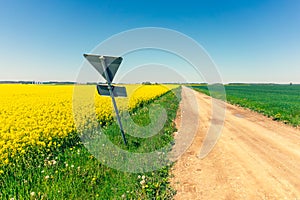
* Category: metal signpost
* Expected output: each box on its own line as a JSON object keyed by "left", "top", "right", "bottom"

{"left": 84, "top": 54, "right": 128, "bottom": 145}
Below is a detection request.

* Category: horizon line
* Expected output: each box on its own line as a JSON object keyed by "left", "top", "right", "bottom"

{"left": 0, "top": 80, "right": 299, "bottom": 85}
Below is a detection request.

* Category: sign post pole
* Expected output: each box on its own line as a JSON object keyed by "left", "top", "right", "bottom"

{"left": 99, "top": 56, "right": 128, "bottom": 145}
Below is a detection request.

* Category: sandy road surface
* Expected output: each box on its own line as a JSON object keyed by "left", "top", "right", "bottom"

{"left": 171, "top": 86, "right": 300, "bottom": 200}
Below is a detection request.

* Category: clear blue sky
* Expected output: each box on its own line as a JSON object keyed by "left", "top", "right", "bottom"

{"left": 0, "top": 0, "right": 299, "bottom": 83}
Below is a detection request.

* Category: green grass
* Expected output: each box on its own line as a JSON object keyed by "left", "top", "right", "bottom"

{"left": 0, "top": 87, "right": 181, "bottom": 200}
{"left": 191, "top": 84, "right": 300, "bottom": 126}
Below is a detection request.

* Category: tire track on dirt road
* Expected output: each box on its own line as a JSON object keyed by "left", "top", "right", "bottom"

{"left": 171, "top": 86, "right": 300, "bottom": 200}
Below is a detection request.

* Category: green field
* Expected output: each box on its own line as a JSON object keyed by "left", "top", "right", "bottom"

{"left": 0, "top": 88, "right": 180, "bottom": 200}
{"left": 191, "top": 84, "right": 300, "bottom": 126}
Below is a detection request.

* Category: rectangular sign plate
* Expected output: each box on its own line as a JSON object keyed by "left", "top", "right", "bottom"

{"left": 97, "top": 85, "right": 127, "bottom": 97}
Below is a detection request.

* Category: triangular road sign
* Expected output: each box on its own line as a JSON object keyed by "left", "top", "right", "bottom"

{"left": 83, "top": 53, "right": 128, "bottom": 145}
{"left": 84, "top": 54, "right": 123, "bottom": 83}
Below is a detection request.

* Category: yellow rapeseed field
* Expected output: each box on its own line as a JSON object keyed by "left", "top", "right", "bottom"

{"left": 0, "top": 84, "right": 176, "bottom": 166}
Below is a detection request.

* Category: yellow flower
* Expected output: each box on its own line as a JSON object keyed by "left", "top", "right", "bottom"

{"left": 0, "top": 84, "right": 177, "bottom": 166}
{"left": 4, "top": 159, "right": 9, "bottom": 165}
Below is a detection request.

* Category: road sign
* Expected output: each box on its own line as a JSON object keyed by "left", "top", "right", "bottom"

{"left": 97, "top": 85, "right": 127, "bottom": 97}
{"left": 83, "top": 54, "right": 128, "bottom": 145}
{"left": 84, "top": 54, "right": 123, "bottom": 83}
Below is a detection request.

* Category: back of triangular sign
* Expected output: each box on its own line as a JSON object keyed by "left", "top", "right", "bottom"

{"left": 84, "top": 54, "right": 123, "bottom": 83}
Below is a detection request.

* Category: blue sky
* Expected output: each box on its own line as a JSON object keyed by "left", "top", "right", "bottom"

{"left": 0, "top": 0, "right": 299, "bottom": 83}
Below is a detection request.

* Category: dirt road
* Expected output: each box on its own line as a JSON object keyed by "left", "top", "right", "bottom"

{"left": 171, "top": 86, "right": 300, "bottom": 200}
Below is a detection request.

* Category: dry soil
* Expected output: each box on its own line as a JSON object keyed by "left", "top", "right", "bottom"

{"left": 171, "top": 86, "right": 300, "bottom": 200}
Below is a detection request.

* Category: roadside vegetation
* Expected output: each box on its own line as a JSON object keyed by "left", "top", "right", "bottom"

{"left": 0, "top": 85, "right": 180, "bottom": 199}
{"left": 191, "top": 84, "right": 300, "bottom": 126}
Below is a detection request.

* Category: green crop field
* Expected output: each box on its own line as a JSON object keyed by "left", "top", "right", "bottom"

{"left": 191, "top": 84, "right": 300, "bottom": 126}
